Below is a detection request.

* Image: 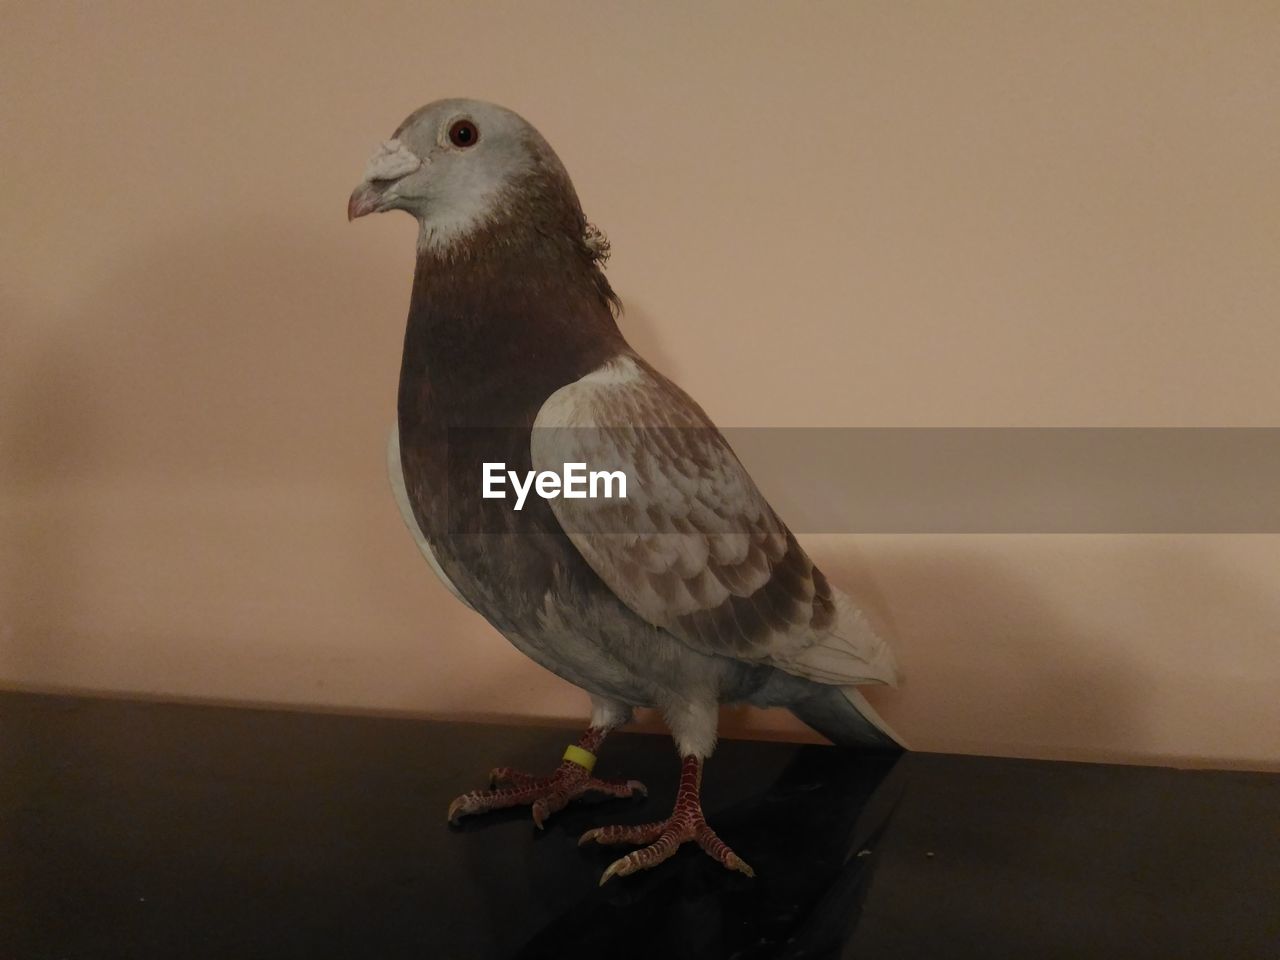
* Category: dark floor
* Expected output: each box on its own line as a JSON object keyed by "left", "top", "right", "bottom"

{"left": 1, "top": 692, "right": 1276, "bottom": 959}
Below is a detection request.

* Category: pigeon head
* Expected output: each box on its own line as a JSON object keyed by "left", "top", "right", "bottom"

{"left": 348, "top": 98, "right": 599, "bottom": 259}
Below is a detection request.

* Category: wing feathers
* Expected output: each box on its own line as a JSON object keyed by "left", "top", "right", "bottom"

{"left": 532, "top": 355, "right": 901, "bottom": 687}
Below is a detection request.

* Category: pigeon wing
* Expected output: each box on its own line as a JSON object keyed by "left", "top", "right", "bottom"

{"left": 531, "top": 355, "right": 900, "bottom": 687}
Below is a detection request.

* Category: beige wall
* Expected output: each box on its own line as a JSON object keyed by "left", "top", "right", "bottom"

{"left": 3, "top": 2, "right": 1278, "bottom": 770}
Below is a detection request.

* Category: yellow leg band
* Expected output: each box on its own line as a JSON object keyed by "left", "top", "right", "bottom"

{"left": 562, "top": 743, "right": 597, "bottom": 773}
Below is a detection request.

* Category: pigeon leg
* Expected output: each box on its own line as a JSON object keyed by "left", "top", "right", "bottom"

{"left": 446, "top": 725, "right": 646, "bottom": 828}
{"left": 579, "top": 754, "right": 754, "bottom": 883}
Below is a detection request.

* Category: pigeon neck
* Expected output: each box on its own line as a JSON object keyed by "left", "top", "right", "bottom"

{"left": 400, "top": 233, "right": 628, "bottom": 425}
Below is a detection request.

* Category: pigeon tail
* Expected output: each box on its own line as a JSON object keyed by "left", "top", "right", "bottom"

{"left": 789, "top": 684, "right": 907, "bottom": 752}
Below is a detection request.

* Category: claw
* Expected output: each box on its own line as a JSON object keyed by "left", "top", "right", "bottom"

{"left": 583, "top": 755, "right": 753, "bottom": 883}
{"left": 444, "top": 744, "right": 642, "bottom": 830}
{"left": 599, "top": 855, "right": 629, "bottom": 886}
{"left": 446, "top": 795, "right": 468, "bottom": 825}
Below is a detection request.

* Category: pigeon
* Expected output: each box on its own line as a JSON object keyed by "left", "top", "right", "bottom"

{"left": 349, "top": 99, "right": 904, "bottom": 883}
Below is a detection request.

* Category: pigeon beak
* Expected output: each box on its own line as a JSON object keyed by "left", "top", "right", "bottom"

{"left": 349, "top": 140, "right": 424, "bottom": 221}
{"left": 347, "top": 181, "right": 385, "bottom": 221}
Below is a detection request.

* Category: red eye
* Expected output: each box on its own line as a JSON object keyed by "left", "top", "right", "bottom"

{"left": 448, "top": 119, "right": 479, "bottom": 148}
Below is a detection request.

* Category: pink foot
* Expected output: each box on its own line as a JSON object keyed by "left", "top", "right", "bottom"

{"left": 446, "top": 729, "right": 646, "bottom": 828}
{"left": 578, "top": 755, "right": 754, "bottom": 883}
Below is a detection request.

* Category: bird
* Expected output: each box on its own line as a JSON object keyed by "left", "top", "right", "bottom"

{"left": 349, "top": 98, "right": 904, "bottom": 884}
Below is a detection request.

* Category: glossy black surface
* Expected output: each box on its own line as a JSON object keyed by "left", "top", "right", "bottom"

{"left": 2, "top": 692, "right": 1277, "bottom": 959}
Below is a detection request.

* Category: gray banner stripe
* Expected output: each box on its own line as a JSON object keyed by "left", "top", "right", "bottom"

{"left": 724, "top": 428, "right": 1280, "bottom": 533}
{"left": 447, "top": 428, "right": 1280, "bottom": 533}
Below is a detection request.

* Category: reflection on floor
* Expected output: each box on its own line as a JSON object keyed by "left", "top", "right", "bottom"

{"left": 3, "top": 692, "right": 1277, "bottom": 959}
